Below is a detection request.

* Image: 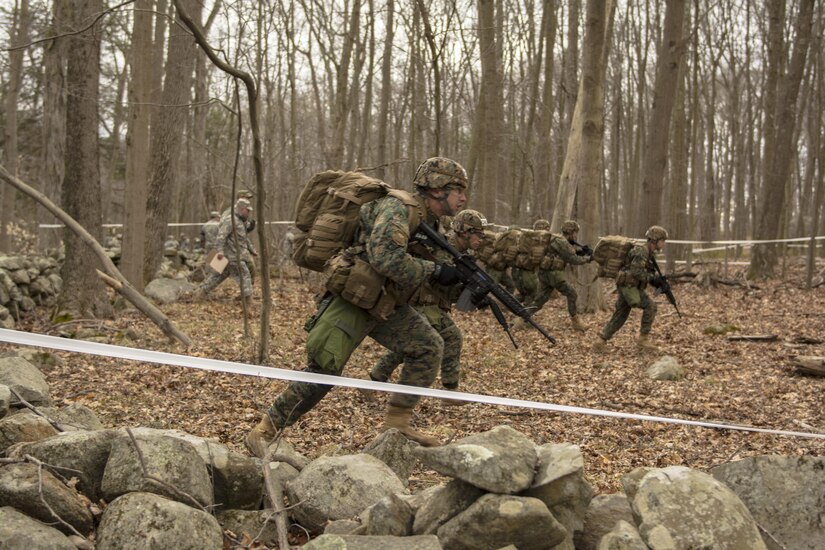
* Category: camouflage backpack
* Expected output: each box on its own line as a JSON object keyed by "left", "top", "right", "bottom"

{"left": 515, "top": 229, "right": 552, "bottom": 270}
{"left": 491, "top": 227, "right": 522, "bottom": 267}
{"left": 592, "top": 235, "right": 636, "bottom": 278}
{"left": 292, "top": 171, "right": 421, "bottom": 272}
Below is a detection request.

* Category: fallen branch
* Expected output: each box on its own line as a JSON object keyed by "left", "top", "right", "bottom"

{"left": 260, "top": 439, "right": 297, "bottom": 550}
{"left": 8, "top": 387, "right": 66, "bottom": 432}
{"left": 30, "top": 455, "right": 87, "bottom": 539}
{"left": 0, "top": 164, "right": 191, "bottom": 347}
{"left": 727, "top": 335, "right": 778, "bottom": 342}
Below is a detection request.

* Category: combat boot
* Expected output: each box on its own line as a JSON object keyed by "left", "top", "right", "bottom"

{"left": 383, "top": 405, "right": 440, "bottom": 447}
{"left": 570, "top": 315, "right": 587, "bottom": 332}
{"left": 244, "top": 415, "right": 277, "bottom": 458}
{"left": 637, "top": 333, "right": 658, "bottom": 352}
{"left": 592, "top": 337, "right": 608, "bottom": 353}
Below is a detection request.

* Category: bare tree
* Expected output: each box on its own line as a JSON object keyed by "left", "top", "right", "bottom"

{"left": 59, "top": 0, "right": 112, "bottom": 318}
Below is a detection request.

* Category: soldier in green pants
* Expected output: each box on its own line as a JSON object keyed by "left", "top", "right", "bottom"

{"left": 593, "top": 225, "right": 668, "bottom": 352}
{"left": 245, "top": 158, "right": 470, "bottom": 456}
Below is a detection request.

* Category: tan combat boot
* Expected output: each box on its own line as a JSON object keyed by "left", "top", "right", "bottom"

{"left": 244, "top": 415, "right": 277, "bottom": 458}
{"left": 637, "top": 333, "right": 658, "bottom": 352}
{"left": 570, "top": 315, "right": 587, "bottom": 332}
{"left": 383, "top": 405, "right": 440, "bottom": 447}
{"left": 592, "top": 337, "right": 608, "bottom": 353}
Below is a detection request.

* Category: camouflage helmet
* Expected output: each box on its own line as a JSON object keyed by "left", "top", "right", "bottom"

{"left": 452, "top": 209, "right": 487, "bottom": 234}
{"left": 413, "top": 157, "right": 469, "bottom": 190}
{"left": 235, "top": 198, "right": 253, "bottom": 211}
{"left": 209, "top": 211, "right": 220, "bottom": 218}
{"left": 645, "top": 225, "right": 668, "bottom": 241}
{"left": 561, "top": 220, "right": 580, "bottom": 235}
{"left": 237, "top": 190, "right": 254, "bottom": 199}
{"left": 533, "top": 219, "right": 551, "bottom": 230}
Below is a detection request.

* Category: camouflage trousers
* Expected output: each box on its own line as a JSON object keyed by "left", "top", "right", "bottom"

{"left": 201, "top": 259, "right": 252, "bottom": 297}
{"left": 267, "top": 296, "right": 442, "bottom": 429}
{"left": 600, "top": 285, "right": 657, "bottom": 340}
{"left": 531, "top": 269, "right": 578, "bottom": 317}
{"left": 370, "top": 304, "right": 463, "bottom": 390}
{"left": 511, "top": 267, "right": 538, "bottom": 304}
{"left": 486, "top": 267, "right": 516, "bottom": 294}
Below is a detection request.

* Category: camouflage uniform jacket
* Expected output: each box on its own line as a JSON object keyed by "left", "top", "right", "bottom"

{"left": 200, "top": 220, "right": 220, "bottom": 251}
{"left": 616, "top": 244, "right": 654, "bottom": 288}
{"left": 406, "top": 231, "right": 464, "bottom": 309}
{"left": 546, "top": 236, "right": 589, "bottom": 270}
{"left": 355, "top": 195, "right": 436, "bottom": 289}
{"left": 216, "top": 213, "right": 256, "bottom": 261}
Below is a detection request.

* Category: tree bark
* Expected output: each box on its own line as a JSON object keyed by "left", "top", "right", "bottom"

{"left": 750, "top": 0, "right": 814, "bottom": 278}
{"left": 59, "top": 0, "right": 112, "bottom": 318}
{"left": 1, "top": 0, "right": 31, "bottom": 251}
{"left": 375, "top": 0, "right": 395, "bottom": 179}
{"left": 639, "top": 0, "right": 686, "bottom": 230}
{"left": 143, "top": 0, "right": 201, "bottom": 284}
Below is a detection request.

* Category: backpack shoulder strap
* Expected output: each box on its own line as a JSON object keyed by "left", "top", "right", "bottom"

{"left": 387, "top": 189, "right": 422, "bottom": 234}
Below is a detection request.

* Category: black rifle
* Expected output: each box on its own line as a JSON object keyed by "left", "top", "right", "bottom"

{"left": 569, "top": 239, "right": 593, "bottom": 257}
{"left": 648, "top": 254, "right": 682, "bottom": 318}
{"left": 416, "top": 222, "right": 556, "bottom": 348}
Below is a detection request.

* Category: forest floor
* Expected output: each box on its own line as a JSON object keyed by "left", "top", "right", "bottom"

{"left": 9, "top": 263, "right": 825, "bottom": 495}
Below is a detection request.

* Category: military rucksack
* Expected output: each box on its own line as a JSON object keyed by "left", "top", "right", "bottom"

{"left": 515, "top": 229, "right": 552, "bottom": 270}
{"left": 592, "top": 235, "right": 636, "bottom": 278}
{"left": 292, "top": 170, "right": 421, "bottom": 272}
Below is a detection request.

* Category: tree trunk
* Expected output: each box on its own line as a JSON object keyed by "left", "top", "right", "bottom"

{"left": 534, "top": 0, "right": 558, "bottom": 218}
{"left": 376, "top": 0, "right": 395, "bottom": 178}
{"left": 143, "top": 0, "right": 201, "bottom": 284}
{"left": 59, "top": 0, "right": 112, "bottom": 318}
{"left": 554, "top": 0, "right": 615, "bottom": 313}
{"left": 1, "top": 0, "right": 31, "bottom": 251}
{"left": 750, "top": 0, "right": 814, "bottom": 278}
{"left": 329, "top": 0, "right": 361, "bottom": 167}
{"left": 639, "top": 0, "right": 686, "bottom": 230}
{"left": 39, "top": 0, "right": 68, "bottom": 250}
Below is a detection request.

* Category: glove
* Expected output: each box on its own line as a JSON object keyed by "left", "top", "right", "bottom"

{"left": 433, "top": 263, "right": 461, "bottom": 286}
{"left": 245, "top": 218, "right": 257, "bottom": 233}
{"left": 651, "top": 275, "right": 667, "bottom": 288}
{"left": 576, "top": 245, "right": 593, "bottom": 256}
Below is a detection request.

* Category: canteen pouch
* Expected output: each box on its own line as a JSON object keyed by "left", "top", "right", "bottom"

{"left": 341, "top": 258, "right": 385, "bottom": 310}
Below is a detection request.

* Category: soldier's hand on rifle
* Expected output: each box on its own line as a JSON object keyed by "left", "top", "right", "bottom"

{"left": 433, "top": 263, "right": 461, "bottom": 286}
{"left": 651, "top": 275, "right": 667, "bottom": 288}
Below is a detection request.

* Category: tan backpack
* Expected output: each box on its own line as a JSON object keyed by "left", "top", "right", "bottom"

{"left": 292, "top": 171, "right": 420, "bottom": 272}
{"left": 592, "top": 235, "right": 636, "bottom": 278}
{"left": 515, "top": 229, "right": 552, "bottom": 270}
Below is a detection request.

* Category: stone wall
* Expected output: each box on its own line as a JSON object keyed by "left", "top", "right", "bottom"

{"left": 0, "top": 255, "right": 63, "bottom": 329}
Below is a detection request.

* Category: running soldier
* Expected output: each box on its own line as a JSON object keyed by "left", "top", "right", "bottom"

{"left": 528, "top": 220, "right": 592, "bottom": 332}
{"left": 245, "top": 157, "right": 469, "bottom": 456}
{"left": 200, "top": 198, "right": 258, "bottom": 299}
{"left": 593, "top": 225, "right": 667, "bottom": 352}
{"left": 367, "top": 209, "right": 488, "bottom": 397}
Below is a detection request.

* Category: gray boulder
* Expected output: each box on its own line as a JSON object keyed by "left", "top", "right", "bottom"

{"left": 325, "top": 519, "right": 364, "bottom": 535}
{"left": 0, "top": 506, "right": 75, "bottom": 550}
{"left": 263, "top": 461, "right": 300, "bottom": 509}
{"left": 711, "top": 455, "right": 825, "bottom": 550}
{"left": 356, "top": 493, "right": 414, "bottom": 536}
{"left": 412, "top": 479, "right": 485, "bottom": 535}
{"left": 0, "top": 410, "right": 58, "bottom": 453}
{"left": 436, "top": 494, "right": 567, "bottom": 550}
{"left": 13, "top": 348, "right": 63, "bottom": 374}
{"left": 630, "top": 466, "right": 767, "bottom": 549}
{"left": 597, "top": 520, "right": 649, "bottom": 550}
{"left": 217, "top": 509, "right": 281, "bottom": 547}
{"left": 414, "top": 425, "right": 537, "bottom": 493}
{"left": 0, "top": 356, "right": 51, "bottom": 405}
{"left": 646, "top": 356, "right": 684, "bottom": 381}
{"left": 286, "top": 453, "right": 406, "bottom": 532}
{"left": 303, "top": 534, "right": 443, "bottom": 549}
{"left": 144, "top": 278, "right": 197, "bottom": 304}
{"left": 101, "top": 432, "right": 213, "bottom": 507}
{"left": 575, "top": 494, "right": 636, "bottom": 550}
{"left": 96, "top": 492, "right": 223, "bottom": 550}
{"left": 521, "top": 442, "right": 593, "bottom": 545}
{"left": 0, "top": 462, "right": 94, "bottom": 535}
{"left": 38, "top": 404, "right": 104, "bottom": 431}
{"left": 7, "top": 429, "right": 117, "bottom": 502}
{"left": 363, "top": 428, "right": 419, "bottom": 485}
{"left": 128, "top": 427, "right": 263, "bottom": 510}
{"left": 0, "top": 383, "right": 9, "bottom": 418}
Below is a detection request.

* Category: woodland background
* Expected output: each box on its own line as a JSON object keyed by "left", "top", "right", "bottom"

{"left": 1, "top": 0, "right": 824, "bottom": 314}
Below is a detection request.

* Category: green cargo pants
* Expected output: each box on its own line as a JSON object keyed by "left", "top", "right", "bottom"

{"left": 600, "top": 285, "right": 657, "bottom": 341}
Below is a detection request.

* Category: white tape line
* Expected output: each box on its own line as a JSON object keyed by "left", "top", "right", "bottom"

{"left": 1, "top": 328, "right": 823, "bottom": 441}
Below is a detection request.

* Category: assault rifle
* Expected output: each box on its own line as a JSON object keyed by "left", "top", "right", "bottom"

{"left": 569, "top": 239, "right": 593, "bottom": 257}
{"left": 415, "top": 222, "right": 556, "bottom": 348}
{"left": 649, "top": 254, "right": 682, "bottom": 318}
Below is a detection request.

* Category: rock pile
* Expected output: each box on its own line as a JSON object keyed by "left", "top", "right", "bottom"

{"left": 1, "top": 350, "right": 823, "bottom": 549}
{"left": 0, "top": 256, "right": 63, "bottom": 329}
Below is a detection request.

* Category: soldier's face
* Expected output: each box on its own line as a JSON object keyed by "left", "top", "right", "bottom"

{"left": 468, "top": 231, "right": 484, "bottom": 250}
{"left": 651, "top": 238, "right": 666, "bottom": 251}
{"left": 444, "top": 187, "right": 467, "bottom": 216}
